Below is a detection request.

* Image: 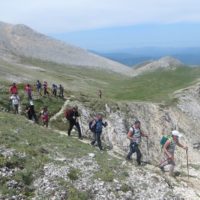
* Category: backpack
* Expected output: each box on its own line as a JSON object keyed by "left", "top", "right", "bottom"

{"left": 64, "top": 109, "right": 73, "bottom": 120}
{"left": 89, "top": 119, "right": 97, "bottom": 133}
{"left": 160, "top": 135, "right": 173, "bottom": 149}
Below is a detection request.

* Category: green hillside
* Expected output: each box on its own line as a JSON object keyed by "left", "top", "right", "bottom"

{"left": 1, "top": 57, "right": 200, "bottom": 103}
{"left": 0, "top": 112, "right": 126, "bottom": 199}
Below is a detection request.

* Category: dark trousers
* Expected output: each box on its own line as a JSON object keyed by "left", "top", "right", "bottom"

{"left": 44, "top": 88, "right": 49, "bottom": 96}
{"left": 68, "top": 120, "right": 82, "bottom": 138}
{"left": 28, "top": 112, "right": 37, "bottom": 123}
{"left": 127, "top": 142, "right": 142, "bottom": 165}
{"left": 14, "top": 104, "right": 19, "bottom": 114}
{"left": 52, "top": 89, "right": 57, "bottom": 97}
{"left": 91, "top": 131, "right": 102, "bottom": 150}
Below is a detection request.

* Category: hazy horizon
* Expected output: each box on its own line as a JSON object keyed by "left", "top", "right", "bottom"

{"left": 1, "top": 0, "right": 200, "bottom": 52}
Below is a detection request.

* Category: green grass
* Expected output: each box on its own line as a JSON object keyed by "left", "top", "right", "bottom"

{"left": 15, "top": 57, "right": 200, "bottom": 102}
{"left": 0, "top": 112, "right": 128, "bottom": 198}
{"left": 1, "top": 57, "right": 200, "bottom": 103}
{"left": 67, "top": 168, "right": 81, "bottom": 181}
{"left": 103, "top": 67, "right": 200, "bottom": 102}
{"left": 0, "top": 82, "right": 65, "bottom": 120}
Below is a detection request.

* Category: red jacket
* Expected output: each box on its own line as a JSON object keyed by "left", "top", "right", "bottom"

{"left": 10, "top": 86, "right": 18, "bottom": 94}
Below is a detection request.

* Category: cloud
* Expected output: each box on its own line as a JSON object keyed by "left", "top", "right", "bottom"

{"left": 1, "top": 0, "right": 200, "bottom": 33}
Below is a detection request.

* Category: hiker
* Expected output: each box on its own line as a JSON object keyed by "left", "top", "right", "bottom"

{"left": 58, "top": 84, "right": 64, "bottom": 98}
{"left": 160, "top": 130, "right": 188, "bottom": 176}
{"left": 36, "top": 80, "right": 42, "bottom": 96}
{"left": 43, "top": 81, "right": 49, "bottom": 96}
{"left": 98, "top": 90, "right": 102, "bottom": 99}
{"left": 52, "top": 84, "right": 58, "bottom": 97}
{"left": 10, "top": 93, "right": 20, "bottom": 114}
{"left": 9, "top": 83, "right": 18, "bottom": 95}
{"left": 40, "top": 107, "right": 49, "bottom": 127}
{"left": 25, "top": 84, "right": 32, "bottom": 100}
{"left": 126, "top": 120, "right": 148, "bottom": 165}
{"left": 65, "top": 106, "right": 82, "bottom": 139}
{"left": 26, "top": 100, "right": 37, "bottom": 123}
{"left": 90, "top": 113, "right": 108, "bottom": 150}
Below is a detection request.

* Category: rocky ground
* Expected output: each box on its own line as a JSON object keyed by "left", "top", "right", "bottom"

{"left": 0, "top": 82, "right": 200, "bottom": 199}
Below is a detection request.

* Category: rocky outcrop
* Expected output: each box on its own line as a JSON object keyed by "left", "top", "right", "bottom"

{"left": 47, "top": 81, "right": 200, "bottom": 199}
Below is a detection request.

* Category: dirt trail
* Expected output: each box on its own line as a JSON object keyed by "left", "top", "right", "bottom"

{"left": 49, "top": 99, "right": 70, "bottom": 122}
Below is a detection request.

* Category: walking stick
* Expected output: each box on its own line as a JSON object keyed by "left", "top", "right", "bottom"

{"left": 186, "top": 149, "right": 189, "bottom": 180}
{"left": 147, "top": 138, "right": 150, "bottom": 156}
{"left": 78, "top": 117, "right": 84, "bottom": 136}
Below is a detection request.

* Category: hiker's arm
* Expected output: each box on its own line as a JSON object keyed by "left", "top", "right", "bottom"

{"left": 75, "top": 111, "right": 80, "bottom": 117}
{"left": 177, "top": 141, "right": 188, "bottom": 150}
{"left": 127, "top": 131, "right": 133, "bottom": 140}
{"left": 102, "top": 121, "right": 108, "bottom": 127}
{"left": 163, "top": 140, "right": 173, "bottom": 159}
{"left": 141, "top": 130, "right": 148, "bottom": 138}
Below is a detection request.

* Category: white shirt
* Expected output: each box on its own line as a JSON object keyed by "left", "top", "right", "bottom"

{"left": 130, "top": 126, "right": 141, "bottom": 144}
{"left": 10, "top": 95, "right": 20, "bottom": 105}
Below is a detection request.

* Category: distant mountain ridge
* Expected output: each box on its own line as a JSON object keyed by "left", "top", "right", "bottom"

{"left": 132, "top": 56, "right": 184, "bottom": 76}
{"left": 0, "top": 21, "right": 132, "bottom": 75}
{"left": 97, "top": 47, "right": 200, "bottom": 66}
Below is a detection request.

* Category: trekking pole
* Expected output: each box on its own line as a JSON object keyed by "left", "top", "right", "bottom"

{"left": 79, "top": 117, "right": 84, "bottom": 135}
{"left": 186, "top": 149, "right": 189, "bottom": 181}
{"left": 147, "top": 138, "right": 150, "bottom": 156}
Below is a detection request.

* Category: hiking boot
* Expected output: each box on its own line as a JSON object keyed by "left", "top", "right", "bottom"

{"left": 91, "top": 141, "right": 95, "bottom": 146}
{"left": 137, "top": 161, "right": 141, "bottom": 166}
{"left": 126, "top": 156, "right": 132, "bottom": 161}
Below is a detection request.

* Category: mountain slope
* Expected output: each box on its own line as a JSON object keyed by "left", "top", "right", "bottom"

{"left": 0, "top": 21, "right": 132, "bottom": 75}
{"left": 133, "top": 56, "right": 184, "bottom": 76}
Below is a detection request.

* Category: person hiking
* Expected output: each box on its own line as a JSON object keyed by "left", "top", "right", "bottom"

{"left": 43, "top": 81, "right": 49, "bottom": 96}
{"left": 65, "top": 106, "right": 82, "bottom": 139}
{"left": 52, "top": 84, "right": 58, "bottom": 97}
{"left": 26, "top": 100, "right": 37, "bottom": 123}
{"left": 9, "top": 83, "right": 18, "bottom": 95}
{"left": 40, "top": 107, "right": 49, "bottom": 128}
{"left": 160, "top": 130, "right": 188, "bottom": 176}
{"left": 10, "top": 93, "right": 20, "bottom": 114}
{"left": 58, "top": 84, "right": 64, "bottom": 98}
{"left": 90, "top": 113, "right": 107, "bottom": 150}
{"left": 25, "top": 84, "right": 32, "bottom": 100}
{"left": 126, "top": 120, "right": 148, "bottom": 165}
{"left": 36, "top": 80, "right": 42, "bottom": 96}
{"left": 98, "top": 90, "right": 102, "bottom": 99}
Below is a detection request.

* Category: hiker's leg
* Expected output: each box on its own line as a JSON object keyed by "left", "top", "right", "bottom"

{"left": 68, "top": 121, "right": 74, "bottom": 136}
{"left": 15, "top": 105, "right": 19, "bottom": 114}
{"left": 127, "top": 143, "right": 136, "bottom": 160}
{"left": 96, "top": 132, "right": 102, "bottom": 150}
{"left": 28, "top": 113, "right": 32, "bottom": 120}
{"left": 160, "top": 154, "right": 171, "bottom": 172}
{"left": 135, "top": 145, "right": 142, "bottom": 165}
{"left": 33, "top": 112, "right": 37, "bottom": 123}
{"left": 91, "top": 132, "right": 96, "bottom": 145}
{"left": 75, "top": 122, "right": 82, "bottom": 138}
{"left": 169, "top": 160, "right": 176, "bottom": 176}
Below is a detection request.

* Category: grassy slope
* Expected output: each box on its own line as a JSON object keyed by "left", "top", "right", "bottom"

{"left": 1, "top": 57, "right": 200, "bottom": 103}
{"left": 0, "top": 112, "right": 126, "bottom": 198}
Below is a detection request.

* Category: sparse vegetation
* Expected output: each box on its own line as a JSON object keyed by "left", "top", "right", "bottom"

{"left": 68, "top": 168, "right": 80, "bottom": 181}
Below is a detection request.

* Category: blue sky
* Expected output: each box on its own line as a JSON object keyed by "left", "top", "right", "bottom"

{"left": 53, "top": 23, "right": 200, "bottom": 51}
{"left": 1, "top": 0, "right": 200, "bottom": 51}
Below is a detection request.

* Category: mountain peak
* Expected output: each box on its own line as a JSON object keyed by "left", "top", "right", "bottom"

{"left": 0, "top": 21, "right": 132, "bottom": 75}
{"left": 133, "top": 56, "right": 184, "bottom": 75}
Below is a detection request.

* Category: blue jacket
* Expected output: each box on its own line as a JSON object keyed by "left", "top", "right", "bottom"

{"left": 95, "top": 119, "right": 107, "bottom": 133}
